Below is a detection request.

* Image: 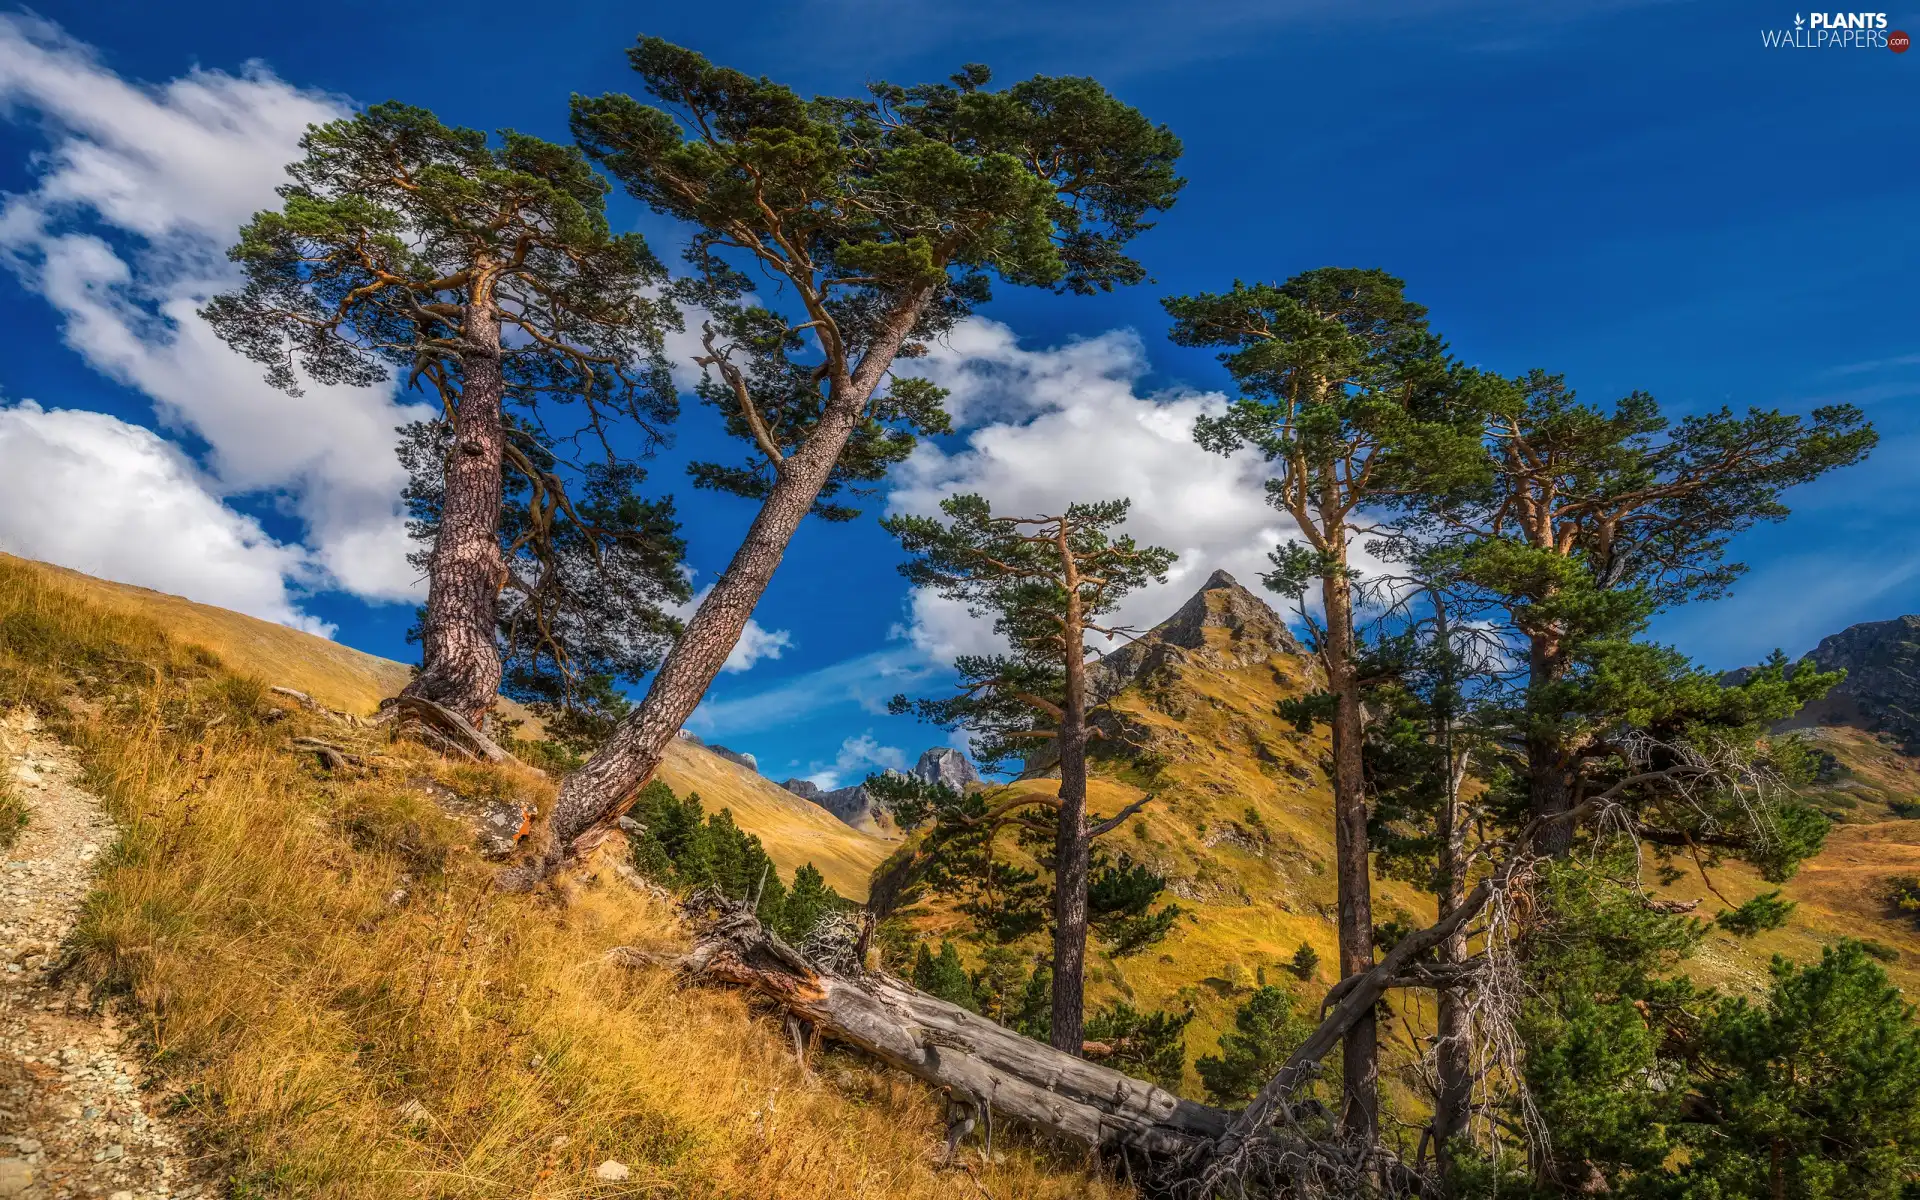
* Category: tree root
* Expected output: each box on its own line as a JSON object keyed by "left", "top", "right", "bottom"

{"left": 381, "top": 694, "right": 515, "bottom": 764}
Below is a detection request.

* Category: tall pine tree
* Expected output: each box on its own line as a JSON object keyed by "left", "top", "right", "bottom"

{"left": 204, "top": 103, "right": 683, "bottom": 726}
{"left": 884, "top": 493, "right": 1174, "bottom": 1055}
{"left": 1166, "top": 268, "right": 1486, "bottom": 1136}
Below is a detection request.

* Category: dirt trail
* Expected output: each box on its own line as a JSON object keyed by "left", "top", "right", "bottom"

{"left": 0, "top": 710, "right": 208, "bottom": 1200}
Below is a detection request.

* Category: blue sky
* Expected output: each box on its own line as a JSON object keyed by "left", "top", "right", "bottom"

{"left": 0, "top": 0, "right": 1914, "bottom": 786}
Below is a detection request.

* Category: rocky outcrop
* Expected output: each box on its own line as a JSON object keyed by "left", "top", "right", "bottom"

{"left": 1774, "top": 614, "right": 1920, "bottom": 752}
{"left": 912, "top": 747, "right": 980, "bottom": 791}
{"left": 1089, "top": 569, "right": 1304, "bottom": 698}
{"left": 814, "top": 777, "right": 886, "bottom": 826}
{"left": 676, "top": 730, "right": 759, "bottom": 772}
{"left": 781, "top": 747, "right": 984, "bottom": 831}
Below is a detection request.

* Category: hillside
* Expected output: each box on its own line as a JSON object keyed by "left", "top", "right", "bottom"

{"left": 880, "top": 571, "right": 1920, "bottom": 1098}
{"left": 16, "top": 549, "right": 1920, "bottom": 1106}
{"left": 880, "top": 571, "right": 1438, "bottom": 1094}
{"left": 0, "top": 553, "right": 1122, "bottom": 1199}
{"left": 0, "top": 553, "right": 891, "bottom": 900}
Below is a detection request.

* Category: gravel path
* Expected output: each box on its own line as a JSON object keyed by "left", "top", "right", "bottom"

{"left": 0, "top": 710, "right": 209, "bottom": 1200}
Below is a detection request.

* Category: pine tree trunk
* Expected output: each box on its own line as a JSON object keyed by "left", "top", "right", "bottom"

{"left": 1433, "top": 596, "right": 1471, "bottom": 1176}
{"left": 529, "top": 291, "right": 932, "bottom": 877}
{"left": 1050, "top": 578, "right": 1092, "bottom": 1055}
{"left": 1321, "top": 563, "right": 1378, "bottom": 1141}
{"left": 399, "top": 295, "right": 505, "bottom": 727}
{"left": 1526, "top": 628, "right": 1575, "bottom": 856}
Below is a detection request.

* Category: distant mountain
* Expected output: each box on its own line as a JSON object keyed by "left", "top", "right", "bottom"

{"left": 677, "top": 731, "right": 758, "bottom": 772}
{"left": 1776, "top": 614, "right": 1920, "bottom": 753}
{"left": 914, "top": 746, "right": 980, "bottom": 790}
{"left": 781, "top": 745, "right": 983, "bottom": 832}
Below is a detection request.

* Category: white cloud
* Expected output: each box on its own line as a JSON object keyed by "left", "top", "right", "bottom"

{"left": 889, "top": 317, "right": 1298, "bottom": 659}
{"left": 0, "top": 15, "right": 430, "bottom": 604}
{"left": 802, "top": 732, "right": 908, "bottom": 790}
{"left": 0, "top": 401, "right": 331, "bottom": 634}
{"left": 686, "top": 646, "right": 938, "bottom": 738}
{"left": 725, "top": 618, "right": 793, "bottom": 673}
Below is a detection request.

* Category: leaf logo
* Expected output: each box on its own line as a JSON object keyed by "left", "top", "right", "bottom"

{"left": 1794, "top": 12, "right": 1805, "bottom": 25}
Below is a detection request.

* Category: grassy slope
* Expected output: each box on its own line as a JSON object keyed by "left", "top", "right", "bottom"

{"left": 0, "top": 555, "right": 1121, "bottom": 1199}
{"left": 17, "top": 550, "right": 1920, "bottom": 1104}
{"left": 1643, "top": 723, "right": 1920, "bottom": 995}
{"left": 893, "top": 587, "right": 1920, "bottom": 1102}
{"left": 0, "top": 553, "right": 890, "bottom": 901}
{"left": 888, "top": 591, "right": 1436, "bottom": 1099}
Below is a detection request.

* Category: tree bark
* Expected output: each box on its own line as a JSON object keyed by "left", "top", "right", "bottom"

{"left": 1525, "top": 627, "right": 1575, "bottom": 856}
{"left": 1050, "top": 556, "right": 1092, "bottom": 1056}
{"left": 632, "top": 896, "right": 1228, "bottom": 1155}
{"left": 1431, "top": 598, "right": 1471, "bottom": 1182}
{"left": 528, "top": 291, "right": 932, "bottom": 880}
{"left": 1205, "top": 870, "right": 1499, "bottom": 1183}
{"left": 400, "top": 295, "right": 506, "bottom": 727}
{"left": 1320, "top": 561, "right": 1377, "bottom": 1140}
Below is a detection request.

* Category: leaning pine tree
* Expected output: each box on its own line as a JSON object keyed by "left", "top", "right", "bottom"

{"left": 204, "top": 103, "right": 684, "bottom": 728}
{"left": 1166, "top": 268, "right": 1486, "bottom": 1138}
{"left": 882, "top": 494, "right": 1174, "bottom": 1057}
{"left": 526, "top": 39, "right": 1184, "bottom": 878}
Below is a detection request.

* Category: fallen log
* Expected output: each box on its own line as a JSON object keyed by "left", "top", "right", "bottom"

{"left": 621, "top": 894, "right": 1229, "bottom": 1157}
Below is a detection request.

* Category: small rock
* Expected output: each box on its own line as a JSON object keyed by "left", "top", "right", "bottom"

{"left": 0, "top": 1159, "right": 34, "bottom": 1197}
{"left": 478, "top": 800, "right": 534, "bottom": 859}
{"left": 110, "top": 1192, "right": 135, "bottom": 1200}
{"left": 10, "top": 1140, "right": 38, "bottom": 1156}
{"left": 396, "top": 1098, "right": 430, "bottom": 1125}
{"left": 594, "top": 1160, "right": 631, "bottom": 1182}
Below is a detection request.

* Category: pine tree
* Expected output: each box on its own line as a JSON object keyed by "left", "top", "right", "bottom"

{"left": 204, "top": 103, "right": 683, "bottom": 725}
{"left": 1196, "top": 985, "right": 1315, "bottom": 1107}
{"left": 912, "top": 941, "right": 977, "bottom": 1012}
{"left": 777, "top": 863, "right": 836, "bottom": 943}
{"left": 884, "top": 494, "right": 1175, "bottom": 1055}
{"left": 1167, "top": 268, "right": 1487, "bottom": 1136}
{"left": 1289, "top": 942, "right": 1320, "bottom": 982}
{"left": 1087, "top": 850, "right": 1183, "bottom": 956}
{"left": 1679, "top": 941, "right": 1920, "bottom": 1198}
{"left": 395, "top": 420, "right": 688, "bottom": 739}
{"left": 535, "top": 43, "right": 1184, "bottom": 876}
{"left": 1084, "top": 1001, "right": 1193, "bottom": 1091}
{"left": 1425, "top": 369, "right": 1875, "bottom": 855}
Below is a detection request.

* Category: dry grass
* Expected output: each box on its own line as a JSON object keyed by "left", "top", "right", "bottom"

{"left": 0, "top": 558, "right": 1126, "bottom": 1200}
{"left": 0, "top": 553, "right": 892, "bottom": 901}
{"left": 0, "top": 773, "right": 24, "bottom": 850}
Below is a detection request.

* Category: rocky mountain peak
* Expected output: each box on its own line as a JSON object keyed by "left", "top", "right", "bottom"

{"left": 1090, "top": 567, "right": 1303, "bottom": 694}
{"left": 781, "top": 747, "right": 983, "bottom": 831}
{"left": 914, "top": 747, "right": 980, "bottom": 791}
{"left": 1776, "top": 613, "right": 1920, "bottom": 752}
